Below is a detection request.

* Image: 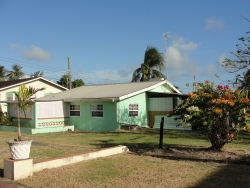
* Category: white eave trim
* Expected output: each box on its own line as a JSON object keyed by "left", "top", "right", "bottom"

{"left": 165, "top": 80, "right": 181, "bottom": 94}
{"left": 0, "top": 77, "right": 68, "bottom": 91}
{"left": 119, "top": 80, "right": 166, "bottom": 100}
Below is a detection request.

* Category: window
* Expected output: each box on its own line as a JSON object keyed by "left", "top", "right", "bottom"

{"left": 91, "top": 104, "right": 103, "bottom": 117}
{"left": 70, "top": 104, "right": 80, "bottom": 116}
{"left": 7, "top": 93, "right": 15, "bottom": 101}
{"left": 129, "top": 104, "right": 138, "bottom": 117}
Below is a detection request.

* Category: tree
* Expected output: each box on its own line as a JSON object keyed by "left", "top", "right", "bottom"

{"left": 57, "top": 74, "right": 70, "bottom": 88}
{"left": 0, "top": 66, "right": 6, "bottom": 81}
{"left": 175, "top": 80, "right": 249, "bottom": 151}
{"left": 131, "top": 46, "right": 166, "bottom": 82}
{"left": 235, "top": 70, "right": 250, "bottom": 97}
{"left": 219, "top": 17, "right": 250, "bottom": 73}
{"left": 72, "top": 79, "right": 85, "bottom": 88}
{"left": 7, "top": 64, "right": 25, "bottom": 80}
{"left": 57, "top": 74, "right": 85, "bottom": 89}
{"left": 14, "top": 84, "right": 45, "bottom": 141}
{"left": 30, "top": 71, "right": 44, "bottom": 77}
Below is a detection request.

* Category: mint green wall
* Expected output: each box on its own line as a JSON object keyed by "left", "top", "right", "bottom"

{"left": 150, "top": 84, "right": 172, "bottom": 92}
{"left": 11, "top": 118, "right": 34, "bottom": 128}
{"left": 69, "top": 101, "right": 119, "bottom": 132}
{"left": 117, "top": 92, "right": 148, "bottom": 127}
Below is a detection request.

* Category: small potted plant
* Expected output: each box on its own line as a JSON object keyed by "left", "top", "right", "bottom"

{"left": 6, "top": 84, "right": 45, "bottom": 160}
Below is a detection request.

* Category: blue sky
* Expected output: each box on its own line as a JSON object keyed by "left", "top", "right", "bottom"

{"left": 1, "top": 0, "right": 249, "bottom": 93}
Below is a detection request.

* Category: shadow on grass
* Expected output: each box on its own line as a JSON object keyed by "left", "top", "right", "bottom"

{"left": 189, "top": 159, "right": 250, "bottom": 187}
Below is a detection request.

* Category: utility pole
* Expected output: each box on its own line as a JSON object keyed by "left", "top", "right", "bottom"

{"left": 68, "top": 57, "right": 72, "bottom": 89}
{"left": 193, "top": 75, "right": 196, "bottom": 92}
{"left": 163, "top": 32, "right": 170, "bottom": 80}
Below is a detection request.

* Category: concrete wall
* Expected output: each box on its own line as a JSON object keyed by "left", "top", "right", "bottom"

{"left": 4, "top": 145, "right": 129, "bottom": 180}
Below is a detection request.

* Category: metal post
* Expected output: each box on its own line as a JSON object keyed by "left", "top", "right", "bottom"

{"left": 159, "top": 117, "right": 164, "bottom": 148}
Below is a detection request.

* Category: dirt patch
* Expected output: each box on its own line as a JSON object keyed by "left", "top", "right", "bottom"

{"left": 143, "top": 145, "right": 250, "bottom": 164}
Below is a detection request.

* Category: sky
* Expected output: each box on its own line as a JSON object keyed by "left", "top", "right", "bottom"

{"left": 1, "top": 0, "right": 250, "bottom": 94}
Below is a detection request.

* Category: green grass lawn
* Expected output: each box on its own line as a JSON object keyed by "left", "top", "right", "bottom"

{"left": 1, "top": 128, "right": 250, "bottom": 187}
{"left": 1, "top": 128, "right": 250, "bottom": 167}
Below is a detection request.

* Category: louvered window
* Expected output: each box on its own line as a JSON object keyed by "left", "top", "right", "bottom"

{"left": 38, "top": 101, "right": 68, "bottom": 118}
{"left": 91, "top": 104, "right": 103, "bottom": 117}
{"left": 7, "top": 93, "right": 15, "bottom": 101}
{"left": 70, "top": 105, "right": 80, "bottom": 116}
{"left": 129, "top": 104, "right": 138, "bottom": 117}
{"left": 8, "top": 104, "right": 32, "bottom": 118}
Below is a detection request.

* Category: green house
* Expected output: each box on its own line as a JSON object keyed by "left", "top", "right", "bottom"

{"left": 3, "top": 79, "right": 187, "bottom": 133}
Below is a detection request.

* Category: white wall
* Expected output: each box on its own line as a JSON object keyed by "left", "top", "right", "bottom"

{"left": 0, "top": 79, "right": 65, "bottom": 113}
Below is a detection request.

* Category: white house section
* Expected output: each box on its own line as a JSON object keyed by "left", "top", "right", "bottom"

{"left": 37, "top": 101, "right": 69, "bottom": 118}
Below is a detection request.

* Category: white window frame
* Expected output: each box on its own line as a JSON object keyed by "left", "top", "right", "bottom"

{"left": 70, "top": 104, "right": 80, "bottom": 117}
{"left": 129, "top": 104, "right": 138, "bottom": 117}
{"left": 91, "top": 104, "right": 103, "bottom": 117}
{"left": 7, "top": 93, "right": 15, "bottom": 101}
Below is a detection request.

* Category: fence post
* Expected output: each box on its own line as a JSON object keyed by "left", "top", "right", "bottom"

{"left": 159, "top": 117, "right": 164, "bottom": 148}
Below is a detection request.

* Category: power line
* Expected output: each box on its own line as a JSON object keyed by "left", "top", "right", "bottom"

{"left": 0, "top": 55, "right": 131, "bottom": 83}
{"left": 0, "top": 56, "right": 65, "bottom": 73}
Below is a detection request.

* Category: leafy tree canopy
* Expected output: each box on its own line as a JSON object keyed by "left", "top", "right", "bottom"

{"left": 72, "top": 79, "right": 85, "bottom": 88}
{"left": 57, "top": 74, "right": 85, "bottom": 89}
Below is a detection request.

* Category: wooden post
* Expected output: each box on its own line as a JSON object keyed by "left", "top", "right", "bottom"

{"left": 159, "top": 117, "right": 164, "bottom": 148}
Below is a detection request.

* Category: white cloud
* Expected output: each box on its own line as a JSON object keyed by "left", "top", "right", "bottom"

{"left": 23, "top": 45, "right": 51, "bottom": 62}
{"left": 164, "top": 36, "right": 200, "bottom": 81}
{"left": 10, "top": 44, "right": 51, "bottom": 62}
{"left": 205, "top": 17, "right": 225, "bottom": 31}
{"left": 10, "top": 44, "right": 21, "bottom": 50}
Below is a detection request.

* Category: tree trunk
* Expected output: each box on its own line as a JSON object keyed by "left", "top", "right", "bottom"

{"left": 17, "top": 107, "right": 22, "bottom": 141}
{"left": 208, "top": 114, "right": 230, "bottom": 151}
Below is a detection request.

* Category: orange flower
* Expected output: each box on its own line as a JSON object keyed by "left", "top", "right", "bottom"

{"left": 214, "top": 108, "right": 222, "bottom": 114}
{"left": 235, "top": 89, "right": 240, "bottom": 93}
{"left": 242, "top": 98, "right": 249, "bottom": 104}
{"left": 221, "top": 99, "right": 229, "bottom": 104}
{"left": 188, "top": 92, "right": 193, "bottom": 96}
{"left": 205, "top": 80, "right": 210, "bottom": 84}
{"left": 191, "top": 94, "right": 198, "bottom": 98}
{"left": 228, "top": 101, "right": 235, "bottom": 106}
{"left": 202, "top": 93, "right": 212, "bottom": 97}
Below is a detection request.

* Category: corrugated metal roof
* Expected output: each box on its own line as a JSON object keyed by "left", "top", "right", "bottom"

{"left": 35, "top": 80, "right": 180, "bottom": 102}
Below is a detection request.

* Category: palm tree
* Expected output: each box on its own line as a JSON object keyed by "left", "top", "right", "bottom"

{"left": 131, "top": 46, "right": 166, "bottom": 82}
{"left": 0, "top": 66, "right": 6, "bottom": 81}
{"left": 14, "top": 84, "right": 45, "bottom": 141}
{"left": 7, "top": 64, "right": 25, "bottom": 80}
{"left": 30, "top": 71, "right": 44, "bottom": 77}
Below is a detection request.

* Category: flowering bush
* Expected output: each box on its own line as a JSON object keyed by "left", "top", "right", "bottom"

{"left": 175, "top": 80, "right": 250, "bottom": 150}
